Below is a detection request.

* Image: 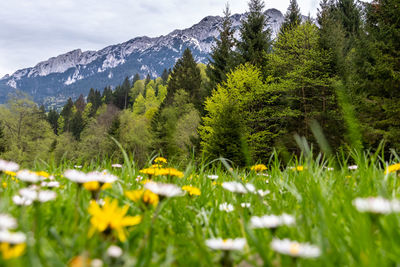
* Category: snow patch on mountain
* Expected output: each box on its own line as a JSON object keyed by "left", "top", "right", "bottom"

{"left": 64, "top": 69, "right": 83, "bottom": 85}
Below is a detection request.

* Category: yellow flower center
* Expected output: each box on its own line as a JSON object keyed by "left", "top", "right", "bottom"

{"left": 289, "top": 243, "right": 300, "bottom": 255}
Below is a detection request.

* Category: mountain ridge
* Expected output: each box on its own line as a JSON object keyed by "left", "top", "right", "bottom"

{"left": 0, "top": 9, "right": 288, "bottom": 108}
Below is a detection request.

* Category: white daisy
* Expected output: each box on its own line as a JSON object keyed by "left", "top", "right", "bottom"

{"left": 0, "top": 214, "right": 17, "bottom": 230}
{"left": 219, "top": 202, "right": 234, "bottom": 212}
{"left": 144, "top": 182, "right": 184, "bottom": 197}
{"left": 12, "top": 195, "right": 33, "bottom": 206}
{"left": 206, "top": 238, "right": 246, "bottom": 250}
{"left": 348, "top": 165, "right": 358, "bottom": 170}
{"left": 207, "top": 175, "right": 219, "bottom": 180}
{"left": 256, "top": 189, "right": 270, "bottom": 197}
{"left": 86, "top": 170, "right": 118, "bottom": 184}
{"left": 38, "top": 190, "right": 57, "bottom": 202}
{"left": 251, "top": 214, "right": 295, "bottom": 229}
{"left": 0, "top": 231, "right": 26, "bottom": 244}
{"left": 0, "top": 159, "right": 19, "bottom": 172}
{"left": 63, "top": 169, "right": 90, "bottom": 183}
{"left": 135, "top": 175, "right": 143, "bottom": 182}
{"left": 74, "top": 165, "right": 82, "bottom": 169}
{"left": 17, "top": 188, "right": 56, "bottom": 203}
{"left": 90, "top": 259, "right": 103, "bottom": 267}
{"left": 353, "top": 197, "right": 400, "bottom": 214}
{"left": 222, "top": 182, "right": 255, "bottom": 194}
{"left": 106, "top": 245, "right": 123, "bottom": 258}
{"left": 40, "top": 181, "right": 60, "bottom": 188}
{"left": 241, "top": 203, "right": 251, "bottom": 208}
{"left": 16, "top": 170, "right": 42, "bottom": 183}
{"left": 270, "top": 238, "right": 321, "bottom": 258}
{"left": 111, "top": 164, "right": 123, "bottom": 168}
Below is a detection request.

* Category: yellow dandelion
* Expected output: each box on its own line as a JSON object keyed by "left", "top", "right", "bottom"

{"left": 125, "top": 189, "right": 159, "bottom": 207}
{"left": 2, "top": 182, "right": 6, "bottom": 188}
{"left": 83, "top": 181, "right": 100, "bottom": 191}
{"left": 151, "top": 164, "right": 163, "bottom": 168}
{"left": 35, "top": 171, "right": 50, "bottom": 178}
{"left": 140, "top": 179, "right": 152, "bottom": 185}
{"left": 250, "top": 164, "right": 267, "bottom": 172}
{"left": 4, "top": 171, "right": 16, "bottom": 177}
{"left": 154, "top": 157, "right": 167, "bottom": 164}
{"left": 385, "top": 163, "right": 400, "bottom": 174}
{"left": 0, "top": 243, "right": 26, "bottom": 260}
{"left": 182, "top": 185, "right": 201, "bottom": 196}
{"left": 88, "top": 198, "right": 142, "bottom": 242}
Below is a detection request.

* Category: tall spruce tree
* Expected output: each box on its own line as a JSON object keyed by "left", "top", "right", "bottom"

{"left": 164, "top": 48, "right": 203, "bottom": 110}
{"left": 280, "top": 0, "right": 302, "bottom": 34}
{"left": 237, "top": 0, "right": 271, "bottom": 68}
{"left": 206, "top": 4, "right": 237, "bottom": 89}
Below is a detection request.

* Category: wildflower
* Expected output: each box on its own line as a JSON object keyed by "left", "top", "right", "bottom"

{"left": 111, "top": 163, "right": 123, "bottom": 168}
{"left": 151, "top": 164, "right": 163, "bottom": 168}
{"left": 87, "top": 170, "right": 118, "bottom": 184}
{"left": 256, "top": 189, "right": 270, "bottom": 197}
{"left": 83, "top": 181, "right": 100, "bottom": 191}
{"left": 206, "top": 238, "right": 246, "bottom": 250}
{"left": 4, "top": 171, "right": 16, "bottom": 177}
{"left": 16, "top": 170, "right": 42, "bottom": 183}
{"left": 35, "top": 171, "right": 50, "bottom": 178}
{"left": 12, "top": 195, "right": 33, "bottom": 206}
{"left": 0, "top": 231, "right": 26, "bottom": 244}
{"left": 219, "top": 203, "right": 234, "bottom": 212}
{"left": 250, "top": 214, "right": 295, "bottom": 229}
{"left": 68, "top": 254, "right": 91, "bottom": 267}
{"left": 0, "top": 243, "right": 26, "bottom": 260}
{"left": 125, "top": 189, "right": 159, "bottom": 207}
{"left": 212, "top": 181, "right": 222, "bottom": 186}
{"left": 222, "top": 182, "right": 255, "bottom": 194}
{"left": 385, "top": 163, "right": 400, "bottom": 174}
{"left": 64, "top": 170, "right": 90, "bottom": 183}
{"left": 40, "top": 181, "right": 60, "bottom": 188}
{"left": 88, "top": 198, "right": 142, "bottom": 242}
{"left": 348, "top": 165, "right": 358, "bottom": 170}
{"left": 241, "top": 203, "right": 251, "bottom": 208}
{"left": 324, "top": 167, "right": 334, "bottom": 171}
{"left": 17, "top": 187, "right": 57, "bottom": 203}
{"left": 207, "top": 175, "right": 219, "bottom": 180}
{"left": 251, "top": 164, "right": 267, "bottom": 172}
{"left": 144, "top": 182, "right": 184, "bottom": 198}
{"left": 91, "top": 259, "right": 103, "bottom": 267}
{"left": 154, "top": 157, "right": 167, "bottom": 164}
{"left": 270, "top": 238, "right": 321, "bottom": 258}
{"left": 0, "top": 160, "right": 19, "bottom": 173}
{"left": 74, "top": 165, "right": 82, "bottom": 169}
{"left": 352, "top": 197, "right": 400, "bottom": 214}
{"left": 106, "top": 245, "right": 123, "bottom": 258}
{"left": 2, "top": 182, "right": 6, "bottom": 189}
{"left": 290, "top": 166, "right": 304, "bottom": 171}
{"left": 182, "top": 185, "right": 201, "bottom": 196}
{"left": 135, "top": 175, "right": 143, "bottom": 182}
{"left": 0, "top": 214, "right": 17, "bottom": 230}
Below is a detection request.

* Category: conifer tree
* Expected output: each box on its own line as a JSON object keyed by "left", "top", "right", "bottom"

{"left": 47, "top": 109, "right": 59, "bottom": 135}
{"left": 102, "top": 86, "right": 114, "bottom": 104}
{"left": 237, "top": 0, "right": 271, "bottom": 67}
{"left": 206, "top": 4, "right": 237, "bottom": 89}
{"left": 164, "top": 48, "right": 202, "bottom": 110}
{"left": 161, "top": 68, "right": 169, "bottom": 84}
{"left": 280, "top": 0, "right": 302, "bottom": 34}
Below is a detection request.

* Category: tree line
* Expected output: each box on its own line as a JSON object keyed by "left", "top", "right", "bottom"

{"left": 0, "top": 0, "right": 398, "bottom": 166}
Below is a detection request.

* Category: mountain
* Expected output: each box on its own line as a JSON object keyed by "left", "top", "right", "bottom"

{"left": 0, "top": 9, "right": 286, "bottom": 109}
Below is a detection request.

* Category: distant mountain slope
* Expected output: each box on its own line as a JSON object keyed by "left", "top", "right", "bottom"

{"left": 0, "top": 9, "right": 287, "bottom": 108}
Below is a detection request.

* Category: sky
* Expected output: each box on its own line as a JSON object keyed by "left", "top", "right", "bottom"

{"left": 0, "top": 0, "right": 320, "bottom": 77}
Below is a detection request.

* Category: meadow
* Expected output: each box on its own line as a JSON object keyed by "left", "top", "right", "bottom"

{"left": 1, "top": 150, "right": 400, "bottom": 267}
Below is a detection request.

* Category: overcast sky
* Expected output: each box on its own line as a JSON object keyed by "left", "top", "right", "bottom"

{"left": 0, "top": 0, "right": 320, "bottom": 77}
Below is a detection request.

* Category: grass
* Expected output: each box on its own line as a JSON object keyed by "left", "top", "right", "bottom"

{"left": 1, "top": 152, "right": 400, "bottom": 267}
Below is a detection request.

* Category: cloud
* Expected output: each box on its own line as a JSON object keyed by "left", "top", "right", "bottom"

{"left": 0, "top": 0, "right": 318, "bottom": 76}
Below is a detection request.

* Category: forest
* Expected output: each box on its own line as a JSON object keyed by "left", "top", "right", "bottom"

{"left": 0, "top": 0, "right": 399, "bottom": 167}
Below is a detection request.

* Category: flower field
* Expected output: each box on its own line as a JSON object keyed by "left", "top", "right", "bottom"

{"left": 1, "top": 155, "right": 400, "bottom": 266}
